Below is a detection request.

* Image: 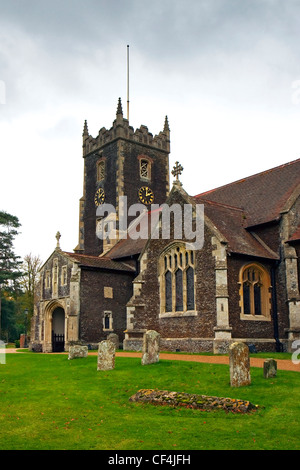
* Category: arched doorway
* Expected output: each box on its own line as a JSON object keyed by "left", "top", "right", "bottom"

{"left": 52, "top": 307, "right": 65, "bottom": 352}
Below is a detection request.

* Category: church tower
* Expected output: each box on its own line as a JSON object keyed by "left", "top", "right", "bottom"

{"left": 75, "top": 98, "right": 170, "bottom": 256}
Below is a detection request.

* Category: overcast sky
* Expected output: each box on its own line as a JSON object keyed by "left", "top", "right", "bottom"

{"left": 1, "top": 0, "right": 300, "bottom": 263}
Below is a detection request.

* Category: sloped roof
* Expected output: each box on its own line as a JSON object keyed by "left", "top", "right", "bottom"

{"left": 104, "top": 208, "right": 161, "bottom": 260}
{"left": 287, "top": 226, "right": 300, "bottom": 244}
{"left": 198, "top": 199, "right": 279, "bottom": 259}
{"left": 63, "top": 252, "right": 135, "bottom": 272}
{"left": 104, "top": 236, "right": 147, "bottom": 260}
{"left": 194, "top": 158, "right": 300, "bottom": 227}
{"left": 90, "top": 159, "right": 299, "bottom": 262}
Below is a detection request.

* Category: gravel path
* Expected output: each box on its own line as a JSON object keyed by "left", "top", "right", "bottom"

{"left": 116, "top": 351, "right": 300, "bottom": 372}
{"left": 6, "top": 348, "right": 299, "bottom": 371}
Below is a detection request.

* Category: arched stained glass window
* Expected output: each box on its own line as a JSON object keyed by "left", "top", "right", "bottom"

{"left": 239, "top": 264, "right": 271, "bottom": 319}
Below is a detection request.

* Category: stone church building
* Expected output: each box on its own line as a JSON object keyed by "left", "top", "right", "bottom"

{"left": 30, "top": 99, "right": 300, "bottom": 354}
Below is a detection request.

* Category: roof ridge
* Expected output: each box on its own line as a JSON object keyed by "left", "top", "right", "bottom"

{"left": 65, "top": 251, "right": 130, "bottom": 264}
{"left": 194, "top": 197, "right": 245, "bottom": 212}
{"left": 64, "top": 251, "right": 102, "bottom": 259}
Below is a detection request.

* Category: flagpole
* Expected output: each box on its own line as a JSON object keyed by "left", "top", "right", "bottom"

{"left": 127, "top": 45, "right": 129, "bottom": 121}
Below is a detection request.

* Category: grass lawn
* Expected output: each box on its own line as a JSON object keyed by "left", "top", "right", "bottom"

{"left": 0, "top": 352, "right": 299, "bottom": 450}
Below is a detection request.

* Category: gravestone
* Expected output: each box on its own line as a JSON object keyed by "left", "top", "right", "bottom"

{"left": 97, "top": 340, "right": 115, "bottom": 371}
{"left": 263, "top": 358, "right": 277, "bottom": 378}
{"left": 107, "top": 333, "right": 119, "bottom": 350}
{"left": 229, "top": 342, "right": 251, "bottom": 387}
{"left": 68, "top": 345, "right": 88, "bottom": 359}
{"left": 141, "top": 330, "right": 160, "bottom": 365}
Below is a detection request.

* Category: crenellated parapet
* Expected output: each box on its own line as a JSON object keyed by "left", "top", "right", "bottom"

{"left": 82, "top": 98, "right": 170, "bottom": 156}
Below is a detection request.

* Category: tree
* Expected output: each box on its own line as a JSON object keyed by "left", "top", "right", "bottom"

{"left": 20, "top": 253, "right": 42, "bottom": 316}
{"left": 0, "top": 211, "right": 22, "bottom": 285}
{"left": 0, "top": 211, "right": 22, "bottom": 340}
{"left": 0, "top": 294, "right": 23, "bottom": 342}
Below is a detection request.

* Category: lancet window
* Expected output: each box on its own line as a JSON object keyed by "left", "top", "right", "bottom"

{"left": 160, "top": 244, "right": 196, "bottom": 315}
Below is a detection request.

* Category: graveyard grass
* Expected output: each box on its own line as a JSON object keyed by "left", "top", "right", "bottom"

{"left": 0, "top": 352, "right": 299, "bottom": 450}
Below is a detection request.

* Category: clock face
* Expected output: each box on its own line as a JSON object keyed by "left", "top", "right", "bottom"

{"left": 138, "top": 186, "right": 154, "bottom": 205}
{"left": 94, "top": 188, "right": 105, "bottom": 206}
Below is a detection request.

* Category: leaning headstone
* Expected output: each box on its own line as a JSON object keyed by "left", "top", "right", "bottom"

{"left": 97, "top": 340, "right": 115, "bottom": 371}
{"left": 229, "top": 342, "right": 251, "bottom": 387}
{"left": 141, "top": 330, "right": 160, "bottom": 365}
{"left": 107, "top": 333, "right": 119, "bottom": 350}
{"left": 68, "top": 345, "right": 88, "bottom": 359}
{"left": 263, "top": 358, "right": 277, "bottom": 378}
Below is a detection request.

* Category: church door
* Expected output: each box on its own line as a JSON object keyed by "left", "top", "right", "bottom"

{"left": 52, "top": 307, "right": 65, "bottom": 352}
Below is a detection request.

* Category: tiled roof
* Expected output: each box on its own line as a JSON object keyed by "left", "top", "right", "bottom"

{"left": 198, "top": 199, "right": 279, "bottom": 259}
{"left": 81, "top": 159, "right": 298, "bottom": 262}
{"left": 63, "top": 252, "right": 136, "bottom": 272}
{"left": 194, "top": 158, "right": 300, "bottom": 227}
{"left": 287, "top": 226, "right": 300, "bottom": 243}
{"left": 104, "top": 236, "right": 147, "bottom": 260}
{"left": 104, "top": 208, "right": 161, "bottom": 260}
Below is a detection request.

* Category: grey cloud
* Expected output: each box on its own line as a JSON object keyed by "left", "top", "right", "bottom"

{"left": 1, "top": 0, "right": 300, "bottom": 120}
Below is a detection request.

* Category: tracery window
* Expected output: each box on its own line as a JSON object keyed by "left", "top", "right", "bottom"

{"left": 97, "top": 160, "right": 105, "bottom": 182}
{"left": 239, "top": 263, "right": 271, "bottom": 320}
{"left": 160, "top": 244, "right": 196, "bottom": 316}
{"left": 139, "top": 156, "right": 152, "bottom": 181}
{"left": 140, "top": 160, "right": 149, "bottom": 178}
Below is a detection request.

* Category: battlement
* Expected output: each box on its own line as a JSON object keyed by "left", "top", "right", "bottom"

{"left": 82, "top": 98, "right": 170, "bottom": 156}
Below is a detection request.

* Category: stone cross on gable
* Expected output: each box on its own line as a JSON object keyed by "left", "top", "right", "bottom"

{"left": 172, "top": 161, "right": 184, "bottom": 182}
{"left": 56, "top": 231, "right": 61, "bottom": 249}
